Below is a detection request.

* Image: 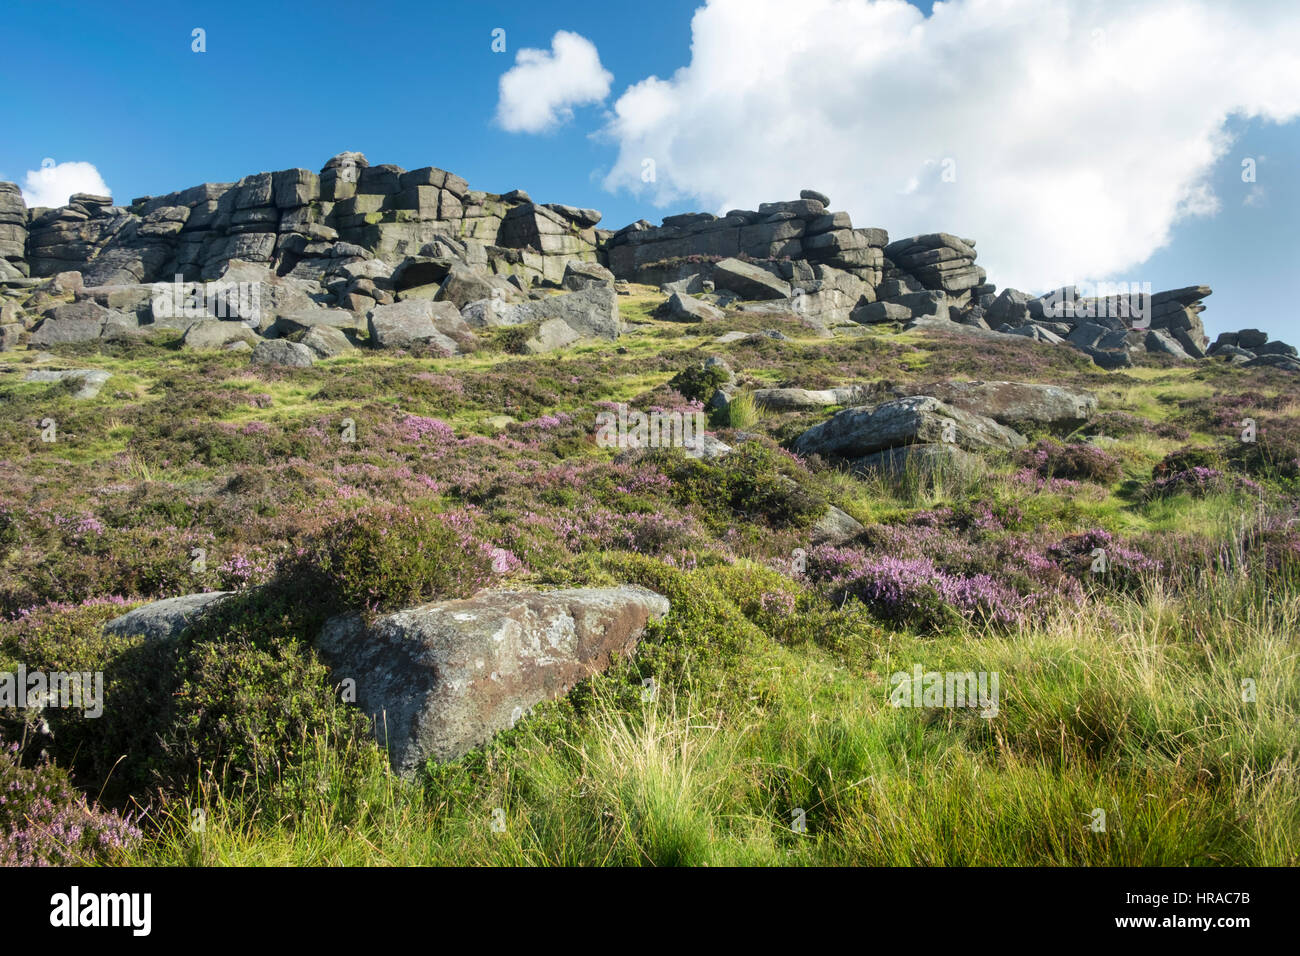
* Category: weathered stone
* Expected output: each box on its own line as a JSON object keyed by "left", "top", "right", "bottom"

{"left": 314, "top": 586, "right": 671, "bottom": 773}
{"left": 436, "top": 264, "right": 523, "bottom": 310}
{"left": 792, "top": 396, "right": 1027, "bottom": 460}
{"left": 23, "top": 368, "right": 111, "bottom": 399}
{"left": 851, "top": 300, "right": 912, "bottom": 324}
{"left": 367, "top": 299, "right": 474, "bottom": 353}
{"left": 561, "top": 259, "right": 615, "bottom": 291}
{"left": 891, "top": 381, "right": 1097, "bottom": 432}
{"left": 851, "top": 443, "right": 980, "bottom": 478}
{"left": 523, "top": 318, "right": 582, "bottom": 353}
{"left": 181, "top": 320, "right": 259, "bottom": 349}
{"left": 299, "top": 324, "right": 356, "bottom": 358}
{"left": 711, "top": 258, "right": 792, "bottom": 301}
{"left": 663, "top": 292, "right": 724, "bottom": 322}
{"left": 250, "top": 338, "right": 315, "bottom": 366}
{"left": 103, "top": 592, "right": 235, "bottom": 642}
{"left": 501, "top": 285, "right": 621, "bottom": 340}
{"left": 754, "top": 386, "right": 873, "bottom": 410}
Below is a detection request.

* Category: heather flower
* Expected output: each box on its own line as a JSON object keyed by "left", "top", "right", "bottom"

{"left": 0, "top": 736, "right": 140, "bottom": 867}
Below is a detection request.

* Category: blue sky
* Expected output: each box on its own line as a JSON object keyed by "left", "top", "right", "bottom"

{"left": 2, "top": 0, "right": 1297, "bottom": 342}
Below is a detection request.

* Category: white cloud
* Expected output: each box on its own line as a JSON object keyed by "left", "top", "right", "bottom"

{"left": 21, "top": 160, "right": 111, "bottom": 209}
{"left": 496, "top": 31, "right": 613, "bottom": 134}
{"left": 599, "top": 0, "right": 1300, "bottom": 293}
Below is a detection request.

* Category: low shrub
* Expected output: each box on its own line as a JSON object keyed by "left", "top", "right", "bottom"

{"left": 0, "top": 735, "right": 141, "bottom": 865}
{"left": 1017, "top": 440, "right": 1122, "bottom": 484}
{"left": 308, "top": 504, "right": 499, "bottom": 614}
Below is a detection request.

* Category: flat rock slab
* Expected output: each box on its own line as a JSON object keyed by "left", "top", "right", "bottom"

{"left": 24, "top": 368, "right": 111, "bottom": 399}
{"left": 754, "top": 386, "right": 872, "bottom": 410}
{"left": 315, "top": 586, "right": 671, "bottom": 775}
{"left": 102, "top": 591, "right": 235, "bottom": 642}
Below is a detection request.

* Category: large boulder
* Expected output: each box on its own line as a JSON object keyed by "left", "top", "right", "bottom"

{"left": 102, "top": 592, "right": 235, "bottom": 642}
{"left": 663, "top": 292, "right": 724, "bottom": 322}
{"left": 502, "top": 284, "right": 621, "bottom": 340}
{"left": 300, "top": 325, "right": 356, "bottom": 358}
{"left": 314, "top": 586, "right": 671, "bottom": 774}
{"left": 181, "top": 319, "right": 259, "bottom": 350}
{"left": 23, "top": 368, "right": 111, "bottom": 399}
{"left": 711, "top": 257, "right": 792, "bottom": 301}
{"left": 884, "top": 233, "right": 985, "bottom": 295}
{"left": 561, "top": 259, "right": 615, "bottom": 291}
{"left": 891, "top": 381, "right": 1097, "bottom": 433}
{"left": 753, "top": 386, "right": 873, "bottom": 410}
{"left": 251, "top": 339, "right": 315, "bottom": 367}
{"left": 367, "top": 299, "right": 476, "bottom": 353}
{"left": 435, "top": 263, "right": 524, "bottom": 310}
{"left": 792, "top": 396, "right": 1027, "bottom": 460}
{"left": 28, "top": 300, "right": 115, "bottom": 346}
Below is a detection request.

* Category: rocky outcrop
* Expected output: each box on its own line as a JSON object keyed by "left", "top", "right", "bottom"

{"left": 1208, "top": 328, "right": 1300, "bottom": 372}
{"left": 0, "top": 183, "right": 27, "bottom": 273}
{"left": 314, "top": 586, "right": 671, "bottom": 775}
{"left": 4, "top": 151, "right": 602, "bottom": 292}
{"left": 603, "top": 190, "right": 886, "bottom": 290}
{"left": 3, "top": 156, "right": 1295, "bottom": 371}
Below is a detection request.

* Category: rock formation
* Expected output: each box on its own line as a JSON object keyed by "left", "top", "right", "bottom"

{"left": 0, "top": 153, "right": 1295, "bottom": 367}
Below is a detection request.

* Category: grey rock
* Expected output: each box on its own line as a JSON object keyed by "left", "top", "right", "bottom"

{"left": 792, "top": 396, "right": 1027, "bottom": 460}
{"left": 314, "top": 586, "right": 671, "bottom": 774}
{"left": 753, "top": 385, "right": 873, "bottom": 410}
{"left": 300, "top": 325, "right": 356, "bottom": 358}
{"left": 891, "top": 381, "right": 1097, "bottom": 432}
{"left": 851, "top": 301, "right": 912, "bottom": 324}
{"left": 103, "top": 592, "right": 235, "bottom": 642}
{"left": 251, "top": 339, "right": 315, "bottom": 367}
{"left": 810, "top": 504, "right": 864, "bottom": 545}
{"left": 850, "top": 443, "right": 980, "bottom": 479}
{"left": 23, "top": 368, "right": 111, "bottom": 399}
{"left": 502, "top": 284, "right": 621, "bottom": 340}
{"left": 561, "top": 259, "right": 615, "bottom": 291}
{"left": 522, "top": 318, "right": 582, "bottom": 353}
{"left": 711, "top": 257, "right": 792, "bottom": 301}
{"left": 664, "top": 292, "right": 724, "bottom": 322}
{"left": 181, "top": 320, "right": 259, "bottom": 349}
{"left": 368, "top": 299, "right": 473, "bottom": 353}
{"left": 1145, "top": 329, "right": 1194, "bottom": 360}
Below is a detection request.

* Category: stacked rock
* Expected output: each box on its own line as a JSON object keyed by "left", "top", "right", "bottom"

{"left": 882, "top": 233, "right": 987, "bottom": 302}
{"left": 0, "top": 183, "right": 26, "bottom": 277}
{"left": 604, "top": 189, "right": 886, "bottom": 289}
{"left": 1208, "top": 328, "right": 1300, "bottom": 372}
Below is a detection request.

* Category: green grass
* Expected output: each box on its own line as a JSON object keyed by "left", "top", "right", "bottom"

{"left": 120, "top": 558, "right": 1298, "bottom": 866}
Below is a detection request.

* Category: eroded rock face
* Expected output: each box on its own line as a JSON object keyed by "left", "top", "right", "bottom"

{"left": 314, "top": 586, "right": 671, "bottom": 775}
